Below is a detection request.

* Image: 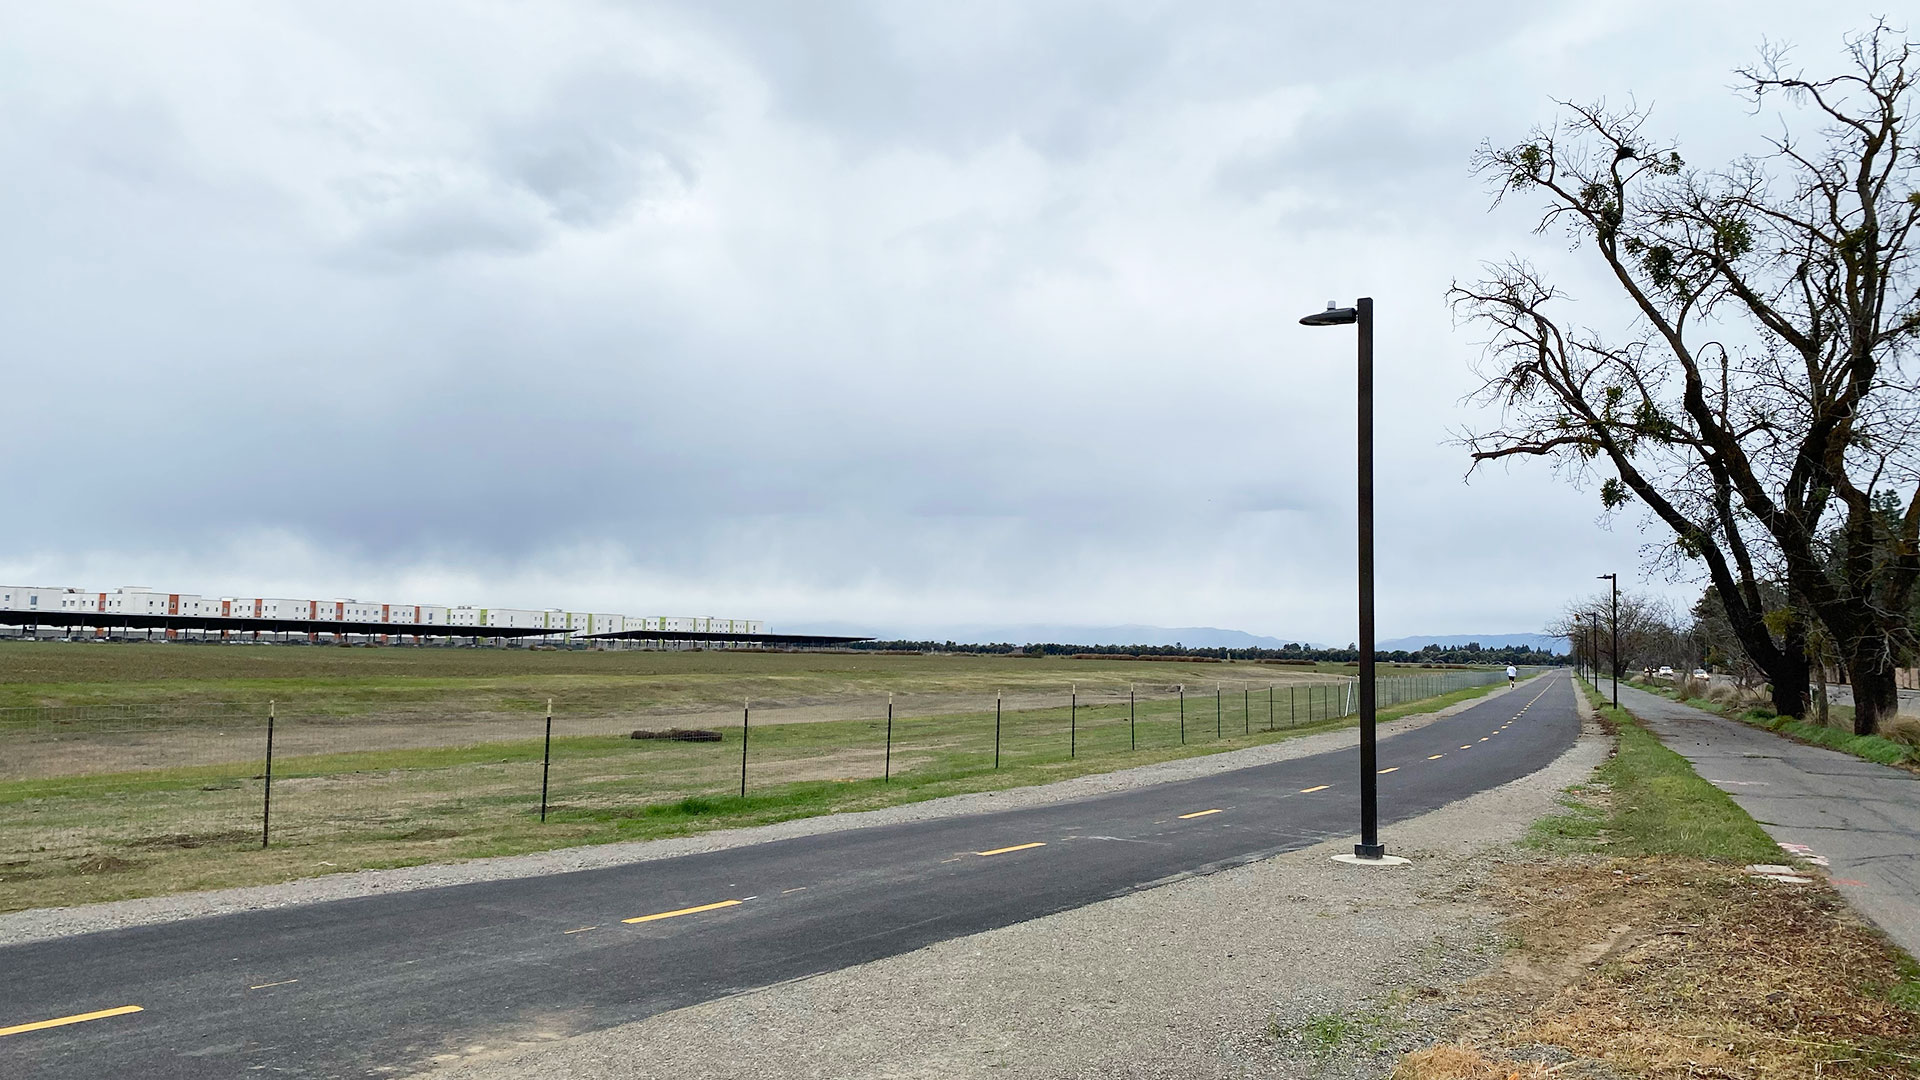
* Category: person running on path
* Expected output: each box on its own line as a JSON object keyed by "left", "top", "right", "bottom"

{"left": 1506, "top": 664, "right": 1518, "bottom": 687}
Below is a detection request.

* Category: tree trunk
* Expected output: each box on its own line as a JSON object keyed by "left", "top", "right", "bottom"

{"left": 1767, "top": 631, "right": 1809, "bottom": 720}
{"left": 1846, "top": 646, "right": 1900, "bottom": 737}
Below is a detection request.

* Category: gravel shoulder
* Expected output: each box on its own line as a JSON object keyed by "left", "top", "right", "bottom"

{"left": 405, "top": 688, "right": 1610, "bottom": 1080}
{"left": 0, "top": 679, "right": 1534, "bottom": 947}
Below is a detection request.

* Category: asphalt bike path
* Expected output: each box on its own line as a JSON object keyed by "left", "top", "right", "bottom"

{"left": 0, "top": 673, "right": 1578, "bottom": 1079}
{"left": 1617, "top": 683, "right": 1920, "bottom": 959}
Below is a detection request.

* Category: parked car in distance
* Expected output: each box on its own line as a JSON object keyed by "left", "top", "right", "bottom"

{"left": 1658, "top": 665, "right": 1674, "bottom": 677}
{"left": 1691, "top": 668, "right": 1708, "bottom": 678}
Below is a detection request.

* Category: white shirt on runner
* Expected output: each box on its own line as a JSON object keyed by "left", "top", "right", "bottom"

{"left": 1505, "top": 665, "right": 1517, "bottom": 679}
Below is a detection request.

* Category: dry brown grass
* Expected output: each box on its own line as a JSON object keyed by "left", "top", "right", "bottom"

{"left": 1886, "top": 716, "right": 1920, "bottom": 751}
{"left": 1418, "top": 858, "right": 1920, "bottom": 1079}
{"left": 1392, "top": 1044, "right": 1555, "bottom": 1079}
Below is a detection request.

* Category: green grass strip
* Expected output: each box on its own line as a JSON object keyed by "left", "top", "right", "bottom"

{"left": 1529, "top": 680, "right": 1781, "bottom": 865}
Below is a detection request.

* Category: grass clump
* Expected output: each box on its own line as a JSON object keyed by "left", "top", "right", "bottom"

{"left": 1744, "top": 714, "right": 1916, "bottom": 767}
{"left": 1273, "top": 1007, "right": 1402, "bottom": 1058}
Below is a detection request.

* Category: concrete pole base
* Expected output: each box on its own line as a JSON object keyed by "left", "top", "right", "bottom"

{"left": 1331, "top": 852, "right": 1412, "bottom": 867}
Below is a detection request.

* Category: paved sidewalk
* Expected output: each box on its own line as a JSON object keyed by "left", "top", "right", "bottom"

{"left": 1619, "top": 684, "right": 1920, "bottom": 959}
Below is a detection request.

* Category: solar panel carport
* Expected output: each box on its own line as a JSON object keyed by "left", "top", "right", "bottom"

{"left": 0, "top": 608, "right": 872, "bottom": 647}
{"left": 0, "top": 609, "right": 562, "bottom": 641}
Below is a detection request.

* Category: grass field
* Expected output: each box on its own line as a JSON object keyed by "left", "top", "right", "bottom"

{"left": 0, "top": 642, "right": 1390, "bottom": 713}
{"left": 0, "top": 642, "right": 1512, "bottom": 912}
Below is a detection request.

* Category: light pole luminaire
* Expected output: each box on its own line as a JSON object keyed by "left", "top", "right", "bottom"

{"left": 1300, "top": 297, "right": 1385, "bottom": 861}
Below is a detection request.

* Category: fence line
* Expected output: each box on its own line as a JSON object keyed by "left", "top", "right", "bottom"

{"left": 0, "top": 669, "right": 1511, "bottom": 877}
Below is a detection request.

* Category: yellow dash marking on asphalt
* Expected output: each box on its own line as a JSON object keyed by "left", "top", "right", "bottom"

{"left": 975, "top": 842, "right": 1047, "bottom": 857}
{"left": 1178, "top": 809, "right": 1224, "bottom": 819}
{"left": 0, "top": 1005, "right": 143, "bottom": 1038}
{"left": 1460, "top": 745, "right": 1472, "bottom": 750}
{"left": 1428, "top": 754, "right": 1444, "bottom": 760}
{"left": 248, "top": 979, "right": 299, "bottom": 990}
{"left": 623, "top": 900, "right": 743, "bottom": 924}
{"left": 1300, "top": 785, "right": 1330, "bottom": 793}
{"left": 1377, "top": 767, "right": 1400, "bottom": 774}
{"left": 1479, "top": 738, "right": 1489, "bottom": 742}
{"left": 781, "top": 887, "right": 807, "bottom": 894}
{"left": 562, "top": 926, "right": 598, "bottom": 935}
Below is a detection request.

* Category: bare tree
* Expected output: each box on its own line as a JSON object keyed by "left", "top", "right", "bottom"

{"left": 1453, "top": 24, "right": 1920, "bottom": 731}
{"left": 1546, "top": 592, "right": 1689, "bottom": 679}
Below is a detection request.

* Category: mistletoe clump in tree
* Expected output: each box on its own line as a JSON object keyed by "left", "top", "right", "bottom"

{"left": 1452, "top": 24, "right": 1920, "bottom": 732}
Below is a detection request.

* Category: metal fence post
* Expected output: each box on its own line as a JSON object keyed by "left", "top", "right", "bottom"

{"left": 1215, "top": 684, "right": 1221, "bottom": 738}
{"left": 884, "top": 693, "right": 894, "bottom": 782}
{"left": 1069, "top": 685, "right": 1076, "bottom": 759}
{"left": 1129, "top": 684, "right": 1136, "bottom": 750}
{"left": 1268, "top": 685, "right": 1274, "bottom": 731}
{"left": 261, "top": 700, "right": 275, "bottom": 849}
{"left": 1244, "top": 687, "right": 1250, "bottom": 734}
{"left": 1179, "top": 685, "right": 1186, "bottom": 744}
{"left": 540, "top": 698, "right": 553, "bottom": 822}
{"left": 740, "top": 699, "right": 749, "bottom": 798}
{"left": 994, "top": 692, "right": 1002, "bottom": 769}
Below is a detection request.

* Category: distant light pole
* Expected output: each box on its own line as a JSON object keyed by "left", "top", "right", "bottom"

{"left": 1582, "top": 612, "right": 1602, "bottom": 687}
{"left": 1299, "top": 297, "right": 1388, "bottom": 862}
{"left": 1598, "top": 574, "right": 1619, "bottom": 708}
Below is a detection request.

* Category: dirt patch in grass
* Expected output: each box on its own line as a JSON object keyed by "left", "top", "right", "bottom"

{"left": 127, "top": 829, "right": 257, "bottom": 850}
{"left": 71, "top": 854, "right": 142, "bottom": 876}
{"left": 1411, "top": 857, "right": 1920, "bottom": 1078}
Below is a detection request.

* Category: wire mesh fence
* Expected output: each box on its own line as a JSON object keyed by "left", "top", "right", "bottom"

{"left": 0, "top": 668, "right": 1507, "bottom": 901}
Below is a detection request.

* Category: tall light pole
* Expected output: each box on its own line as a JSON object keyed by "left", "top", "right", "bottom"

{"left": 1299, "top": 297, "right": 1387, "bottom": 861}
{"left": 1598, "top": 574, "right": 1619, "bottom": 708}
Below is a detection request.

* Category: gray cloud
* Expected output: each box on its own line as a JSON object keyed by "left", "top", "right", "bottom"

{"left": 0, "top": 0, "right": 1880, "bottom": 638}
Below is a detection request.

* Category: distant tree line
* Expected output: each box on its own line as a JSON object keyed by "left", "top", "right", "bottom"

{"left": 846, "top": 639, "right": 1565, "bottom": 666}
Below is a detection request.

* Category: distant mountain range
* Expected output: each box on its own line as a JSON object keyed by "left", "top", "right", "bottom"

{"left": 781, "top": 622, "right": 1569, "bottom": 654}
{"left": 1376, "top": 633, "right": 1569, "bottom": 654}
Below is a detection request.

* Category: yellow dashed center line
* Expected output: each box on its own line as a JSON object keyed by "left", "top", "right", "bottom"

{"left": 623, "top": 899, "right": 744, "bottom": 924}
{"left": 1428, "top": 754, "right": 1444, "bottom": 760}
{"left": 975, "top": 842, "right": 1047, "bottom": 857}
{"left": 1178, "top": 809, "right": 1224, "bottom": 819}
{"left": 247, "top": 979, "right": 298, "bottom": 991}
{"left": 1479, "top": 737, "right": 1489, "bottom": 742}
{"left": 1460, "top": 745, "right": 1472, "bottom": 750}
{"left": 1377, "top": 767, "right": 1399, "bottom": 774}
{"left": 0, "top": 1005, "right": 144, "bottom": 1038}
{"left": 1300, "top": 784, "right": 1331, "bottom": 793}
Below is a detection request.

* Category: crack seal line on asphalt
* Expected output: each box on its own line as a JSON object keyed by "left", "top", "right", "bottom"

{"left": 247, "top": 979, "right": 299, "bottom": 991}
{"left": 975, "top": 842, "right": 1047, "bottom": 857}
{"left": 0, "top": 1005, "right": 144, "bottom": 1038}
{"left": 623, "top": 899, "right": 746, "bottom": 924}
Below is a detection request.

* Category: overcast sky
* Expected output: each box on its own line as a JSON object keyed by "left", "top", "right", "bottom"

{"left": 0, "top": 2, "right": 1887, "bottom": 641}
